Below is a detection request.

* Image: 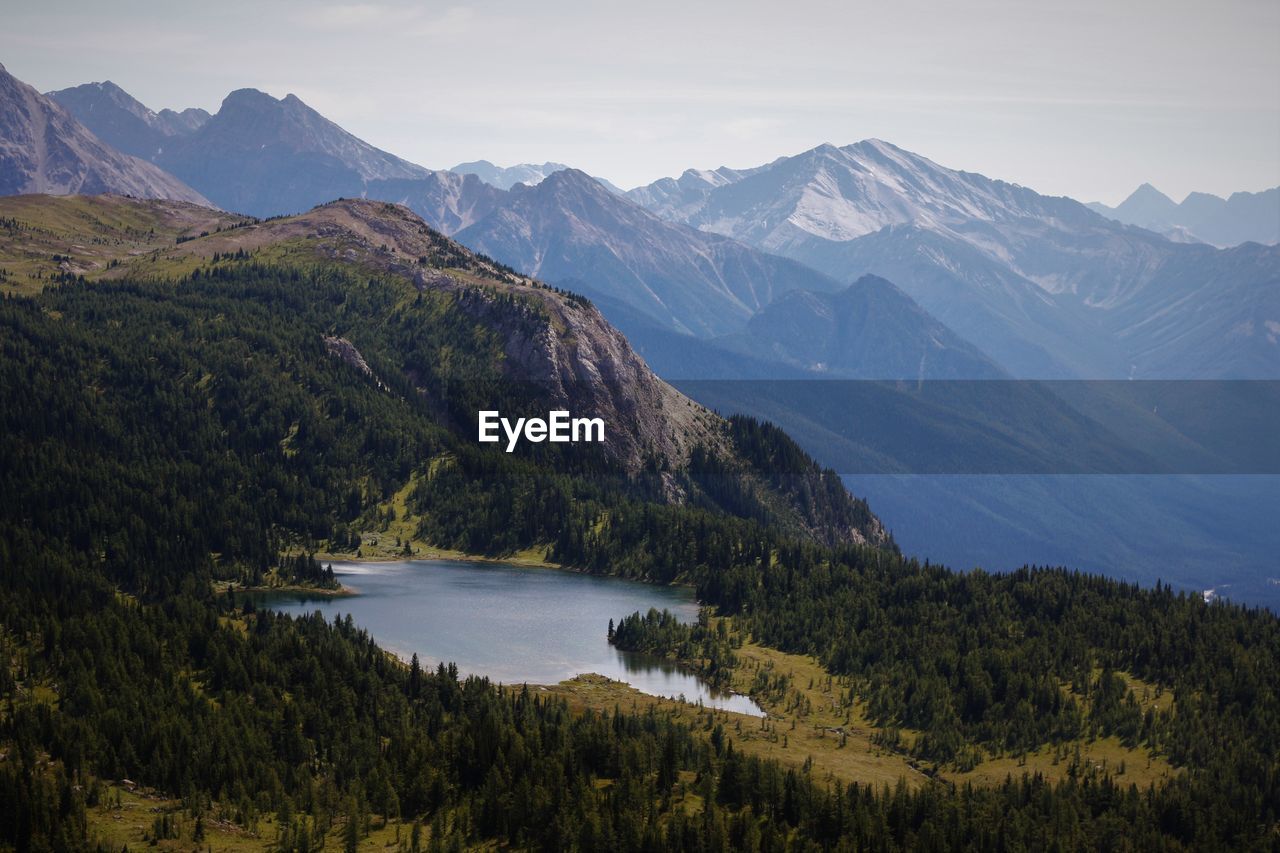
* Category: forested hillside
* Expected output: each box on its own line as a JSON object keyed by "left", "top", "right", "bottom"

{"left": 0, "top": 196, "right": 1276, "bottom": 850}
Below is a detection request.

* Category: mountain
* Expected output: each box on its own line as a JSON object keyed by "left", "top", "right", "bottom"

{"left": 1089, "top": 184, "right": 1280, "bottom": 247}
{"left": 625, "top": 162, "right": 775, "bottom": 220}
{"left": 454, "top": 168, "right": 846, "bottom": 337}
{"left": 0, "top": 191, "right": 888, "bottom": 548}
{"left": 451, "top": 159, "right": 626, "bottom": 195}
{"left": 0, "top": 63, "right": 208, "bottom": 203}
{"left": 49, "top": 82, "right": 580, "bottom": 229}
{"left": 627, "top": 140, "right": 1084, "bottom": 255}
{"left": 51, "top": 81, "right": 450, "bottom": 218}
{"left": 40, "top": 82, "right": 1022, "bottom": 380}
{"left": 366, "top": 169, "right": 507, "bottom": 234}
{"left": 143, "top": 88, "right": 432, "bottom": 217}
{"left": 51, "top": 81, "right": 439, "bottom": 216}
{"left": 1088, "top": 182, "right": 1178, "bottom": 232}
{"left": 727, "top": 274, "right": 1007, "bottom": 379}
{"left": 154, "top": 105, "right": 211, "bottom": 135}
{"left": 451, "top": 159, "right": 570, "bottom": 189}
{"left": 631, "top": 140, "right": 1280, "bottom": 379}
{"left": 46, "top": 80, "right": 209, "bottom": 160}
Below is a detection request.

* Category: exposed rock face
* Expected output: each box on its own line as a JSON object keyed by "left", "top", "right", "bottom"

{"left": 369, "top": 171, "right": 506, "bottom": 235}
{"left": 323, "top": 335, "right": 387, "bottom": 390}
{"left": 0, "top": 64, "right": 208, "bottom": 204}
{"left": 449, "top": 282, "right": 722, "bottom": 472}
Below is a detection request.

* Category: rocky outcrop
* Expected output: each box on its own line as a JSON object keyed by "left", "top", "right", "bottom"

{"left": 323, "top": 335, "right": 388, "bottom": 391}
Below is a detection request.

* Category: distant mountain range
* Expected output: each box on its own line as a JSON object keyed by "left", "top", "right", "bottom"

{"left": 450, "top": 159, "right": 569, "bottom": 189}
{"left": 0, "top": 64, "right": 206, "bottom": 203}
{"left": 15, "top": 70, "right": 1280, "bottom": 381}
{"left": 48, "top": 84, "right": 434, "bottom": 217}
{"left": 1087, "top": 183, "right": 1279, "bottom": 248}
{"left": 449, "top": 159, "right": 625, "bottom": 195}
{"left": 628, "top": 141, "right": 1280, "bottom": 379}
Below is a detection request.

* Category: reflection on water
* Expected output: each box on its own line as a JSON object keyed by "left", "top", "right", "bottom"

{"left": 253, "top": 559, "right": 763, "bottom": 716}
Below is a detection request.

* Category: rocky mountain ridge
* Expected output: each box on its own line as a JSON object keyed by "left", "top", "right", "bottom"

{"left": 0, "top": 63, "right": 208, "bottom": 204}
{"left": 1088, "top": 183, "right": 1279, "bottom": 247}
{"left": 629, "top": 140, "right": 1280, "bottom": 379}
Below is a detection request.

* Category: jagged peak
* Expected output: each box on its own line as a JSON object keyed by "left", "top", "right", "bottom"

{"left": 1125, "top": 182, "right": 1175, "bottom": 203}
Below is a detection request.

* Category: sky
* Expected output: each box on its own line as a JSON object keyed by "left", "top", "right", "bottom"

{"left": 2, "top": 0, "right": 1277, "bottom": 204}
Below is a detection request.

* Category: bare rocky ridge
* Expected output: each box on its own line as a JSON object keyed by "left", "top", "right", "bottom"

{"left": 1088, "top": 183, "right": 1280, "bottom": 248}
{"left": 46, "top": 80, "right": 211, "bottom": 160}
{"left": 0, "top": 63, "right": 208, "bottom": 204}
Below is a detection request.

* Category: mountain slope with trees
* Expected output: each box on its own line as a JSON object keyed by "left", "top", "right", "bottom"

{"left": 0, "top": 195, "right": 1275, "bottom": 850}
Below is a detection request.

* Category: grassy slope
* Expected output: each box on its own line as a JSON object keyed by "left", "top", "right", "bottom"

{"left": 549, "top": 623, "right": 1178, "bottom": 794}
{"left": 85, "top": 782, "right": 431, "bottom": 851}
{"left": 0, "top": 194, "right": 247, "bottom": 294}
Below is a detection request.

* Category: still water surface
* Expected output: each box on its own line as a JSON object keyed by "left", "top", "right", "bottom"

{"left": 256, "top": 559, "right": 763, "bottom": 715}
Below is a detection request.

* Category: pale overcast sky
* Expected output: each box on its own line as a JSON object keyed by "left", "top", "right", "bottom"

{"left": 2, "top": 0, "right": 1277, "bottom": 204}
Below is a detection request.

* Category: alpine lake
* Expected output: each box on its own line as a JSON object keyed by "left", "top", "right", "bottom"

{"left": 254, "top": 559, "right": 764, "bottom": 715}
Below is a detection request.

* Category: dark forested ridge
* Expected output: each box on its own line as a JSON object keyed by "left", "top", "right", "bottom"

{"left": 0, "top": 197, "right": 1276, "bottom": 850}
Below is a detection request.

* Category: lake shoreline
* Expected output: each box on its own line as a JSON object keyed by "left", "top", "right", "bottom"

{"left": 254, "top": 556, "right": 760, "bottom": 715}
